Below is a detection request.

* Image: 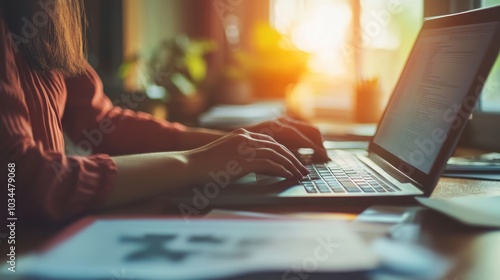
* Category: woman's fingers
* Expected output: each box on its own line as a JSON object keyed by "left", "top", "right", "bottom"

{"left": 240, "top": 133, "right": 308, "bottom": 177}
{"left": 230, "top": 130, "right": 308, "bottom": 178}
{"left": 245, "top": 132, "right": 308, "bottom": 174}
{"left": 278, "top": 123, "right": 329, "bottom": 161}
{"left": 254, "top": 148, "right": 306, "bottom": 178}
{"left": 244, "top": 119, "right": 329, "bottom": 162}
{"left": 279, "top": 117, "right": 324, "bottom": 145}
{"left": 246, "top": 159, "right": 296, "bottom": 179}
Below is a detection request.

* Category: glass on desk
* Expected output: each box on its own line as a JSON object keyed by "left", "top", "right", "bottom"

{"left": 354, "top": 78, "right": 383, "bottom": 124}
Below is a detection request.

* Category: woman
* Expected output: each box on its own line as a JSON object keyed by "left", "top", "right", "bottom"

{"left": 0, "top": 0, "right": 327, "bottom": 223}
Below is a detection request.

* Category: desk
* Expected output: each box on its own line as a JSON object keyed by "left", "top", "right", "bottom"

{"left": 6, "top": 175, "right": 499, "bottom": 279}
{"left": 429, "top": 177, "right": 500, "bottom": 199}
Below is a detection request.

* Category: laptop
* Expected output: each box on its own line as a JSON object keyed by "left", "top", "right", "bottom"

{"left": 171, "top": 6, "right": 500, "bottom": 209}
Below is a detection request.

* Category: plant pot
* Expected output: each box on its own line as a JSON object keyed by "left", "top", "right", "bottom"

{"left": 250, "top": 69, "right": 304, "bottom": 100}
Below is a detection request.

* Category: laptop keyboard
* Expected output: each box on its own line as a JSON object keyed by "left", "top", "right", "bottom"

{"left": 300, "top": 153, "right": 401, "bottom": 194}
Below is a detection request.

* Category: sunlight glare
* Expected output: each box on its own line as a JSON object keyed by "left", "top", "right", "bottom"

{"left": 291, "top": 2, "right": 352, "bottom": 53}
{"left": 308, "top": 51, "right": 347, "bottom": 76}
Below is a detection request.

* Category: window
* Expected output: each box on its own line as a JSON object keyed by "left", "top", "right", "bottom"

{"left": 270, "top": 0, "right": 423, "bottom": 118}
{"left": 479, "top": 0, "right": 500, "bottom": 113}
{"left": 271, "top": 0, "right": 354, "bottom": 77}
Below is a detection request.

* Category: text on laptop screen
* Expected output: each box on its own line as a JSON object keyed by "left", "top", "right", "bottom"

{"left": 374, "top": 22, "right": 498, "bottom": 174}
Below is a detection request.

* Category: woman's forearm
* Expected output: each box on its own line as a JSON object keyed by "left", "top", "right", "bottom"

{"left": 99, "top": 152, "right": 192, "bottom": 208}
{"left": 97, "top": 128, "right": 226, "bottom": 209}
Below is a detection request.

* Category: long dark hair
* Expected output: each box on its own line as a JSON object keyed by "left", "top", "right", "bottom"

{"left": 0, "top": 0, "right": 87, "bottom": 75}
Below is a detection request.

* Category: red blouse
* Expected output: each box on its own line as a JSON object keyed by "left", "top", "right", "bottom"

{"left": 0, "top": 17, "right": 185, "bottom": 223}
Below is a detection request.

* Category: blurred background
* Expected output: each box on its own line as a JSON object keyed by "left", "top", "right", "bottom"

{"left": 84, "top": 0, "right": 500, "bottom": 148}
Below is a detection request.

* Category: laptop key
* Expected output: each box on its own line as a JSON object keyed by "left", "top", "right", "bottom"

{"left": 374, "top": 178, "right": 400, "bottom": 191}
{"left": 372, "top": 180, "right": 397, "bottom": 192}
{"left": 338, "top": 178, "right": 352, "bottom": 182}
{"left": 315, "top": 183, "right": 331, "bottom": 193}
{"left": 381, "top": 184, "right": 396, "bottom": 192}
{"left": 325, "top": 179, "right": 340, "bottom": 184}
{"left": 330, "top": 187, "right": 346, "bottom": 193}
{"left": 309, "top": 174, "right": 320, "bottom": 180}
{"left": 339, "top": 181, "right": 361, "bottom": 193}
{"left": 315, "top": 183, "right": 329, "bottom": 189}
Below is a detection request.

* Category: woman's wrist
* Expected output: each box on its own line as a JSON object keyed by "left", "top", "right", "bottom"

{"left": 176, "top": 128, "right": 226, "bottom": 150}
{"left": 183, "top": 147, "right": 213, "bottom": 185}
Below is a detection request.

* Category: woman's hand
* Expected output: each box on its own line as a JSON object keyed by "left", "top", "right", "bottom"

{"left": 104, "top": 126, "right": 313, "bottom": 210}
{"left": 185, "top": 128, "right": 309, "bottom": 184}
{"left": 245, "top": 117, "right": 329, "bottom": 162}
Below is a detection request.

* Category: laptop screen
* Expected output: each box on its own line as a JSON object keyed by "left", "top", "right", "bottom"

{"left": 373, "top": 22, "right": 499, "bottom": 174}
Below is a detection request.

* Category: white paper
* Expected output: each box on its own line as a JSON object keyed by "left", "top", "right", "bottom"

{"left": 417, "top": 196, "right": 500, "bottom": 227}
{"left": 8, "top": 219, "right": 379, "bottom": 279}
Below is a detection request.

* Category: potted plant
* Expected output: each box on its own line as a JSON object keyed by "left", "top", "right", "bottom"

{"left": 223, "top": 23, "right": 309, "bottom": 100}
{"left": 147, "top": 34, "right": 216, "bottom": 123}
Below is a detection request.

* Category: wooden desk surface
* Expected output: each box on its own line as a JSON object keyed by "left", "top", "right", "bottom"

{"left": 4, "top": 176, "right": 499, "bottom": 279}
{"left": 431, "top": 177, "right": 500, "bottom": 198}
